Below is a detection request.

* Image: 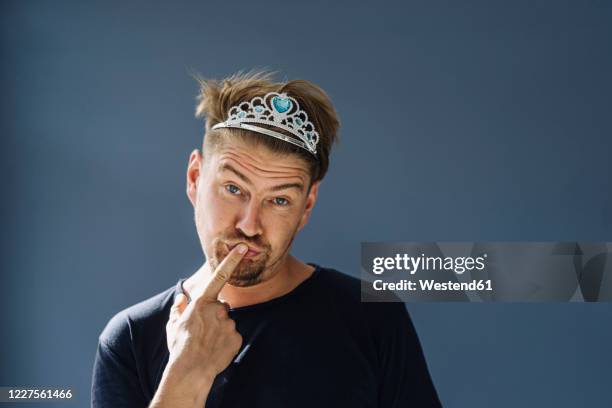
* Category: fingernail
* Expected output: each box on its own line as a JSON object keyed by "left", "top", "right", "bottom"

{"left": 237, "top": 244, "right": 248, "bottom": 254}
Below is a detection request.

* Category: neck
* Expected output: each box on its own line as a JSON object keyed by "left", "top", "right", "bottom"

{"left": 183, "top": 255, "right": 315, "bottom": 309}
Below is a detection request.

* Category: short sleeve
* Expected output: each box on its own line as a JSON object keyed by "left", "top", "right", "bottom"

{"left": 91, "top": 313, "right": 148, "bottom": 408}
{"left": 376, "top": 304, "right": 442, "bottom": 407}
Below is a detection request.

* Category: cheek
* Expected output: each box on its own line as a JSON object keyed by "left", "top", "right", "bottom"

{"left": 265, "top": 211, "right": 301, "bottom": 250}
{"left": 195, "top": 183, "right": 232, "bottom": 237}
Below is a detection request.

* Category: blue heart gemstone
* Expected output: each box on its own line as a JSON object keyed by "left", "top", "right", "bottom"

{"left": 272, "top": 96, "right": 292, "bottom": 113}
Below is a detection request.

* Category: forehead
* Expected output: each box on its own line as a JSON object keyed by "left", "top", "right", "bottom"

{"left": 207, "top": 138, "right": 311, "bottom": 185}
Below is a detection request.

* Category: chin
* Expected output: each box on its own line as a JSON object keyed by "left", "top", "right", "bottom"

{"left": 227, "top": 259, "right": 267, "bottom": 287}
{"left": 210, "top": 243, "right": 269, "bottom": 287}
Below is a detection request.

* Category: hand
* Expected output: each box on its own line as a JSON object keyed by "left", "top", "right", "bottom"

{"left": 165, "top": 244, "right": 248, "bottom": 380}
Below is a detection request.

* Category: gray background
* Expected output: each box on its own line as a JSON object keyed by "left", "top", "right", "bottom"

{"left": 2, "top": 0, "right": 611, "bottom": 407}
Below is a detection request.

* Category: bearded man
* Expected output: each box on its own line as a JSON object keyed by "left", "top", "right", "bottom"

{"left": 91, "top": 71, "right": 441, "bottom": 408}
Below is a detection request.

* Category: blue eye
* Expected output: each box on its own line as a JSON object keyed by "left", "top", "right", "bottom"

{"left": 225, "top": 184, "right": 241, "bottom": 195}
{"left": 274, "top": 197, "right": 289, "bottom": 206}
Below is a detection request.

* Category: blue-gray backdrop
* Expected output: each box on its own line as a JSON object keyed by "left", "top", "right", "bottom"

{"left": 2, "top": 1, "right": 611, "bottom": 407}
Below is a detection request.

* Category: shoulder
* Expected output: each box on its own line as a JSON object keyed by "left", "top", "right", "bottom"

{"left": 313, "top": 265, "right": 409, "bottom": 325}
{"left": 98, "top": 283, "right": 178, "bottom": 351}
{"left": 313, "top": 265, "right": 362, "bottom": 300}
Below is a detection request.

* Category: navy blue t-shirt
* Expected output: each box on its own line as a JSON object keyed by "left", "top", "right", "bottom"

{"left": 91, "top": 265, "right": 441, "bottom": 407}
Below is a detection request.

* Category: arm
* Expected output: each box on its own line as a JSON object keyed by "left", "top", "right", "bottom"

{"left": 377, "top": 304, "right": 442, "bottom": 407}
{"left": 91, "top": 335, "right": 148, "bottom": 408}
{"left": 147, "top": 359, "right": 213, "bottom": 408}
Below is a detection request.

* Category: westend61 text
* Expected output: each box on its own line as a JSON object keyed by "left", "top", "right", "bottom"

{"left": 373, "top": 279, "right": 493, "bottom": 292}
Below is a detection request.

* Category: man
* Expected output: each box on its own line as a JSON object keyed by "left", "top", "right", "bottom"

{"left": 91, "top": 71, "right": 441, "bottom": 407}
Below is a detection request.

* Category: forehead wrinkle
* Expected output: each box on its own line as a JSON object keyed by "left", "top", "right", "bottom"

{"left": 221, "top": 149, "right": 307, "bottom": 173}
{"left": 217, "top": 150, "right": 309, "bottom": 184}
{"left": 220, "top": 157, "right": 306, "bottom": 188}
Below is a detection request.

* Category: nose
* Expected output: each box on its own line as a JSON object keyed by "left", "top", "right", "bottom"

{"left": 235, "top": 199, "right": 263, "bottom": 238}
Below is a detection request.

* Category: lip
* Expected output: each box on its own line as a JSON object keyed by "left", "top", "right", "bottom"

{"left": 227, "top": 243, "right": 262, "bottom": 259}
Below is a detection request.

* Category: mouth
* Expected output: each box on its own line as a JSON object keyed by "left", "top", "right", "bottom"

{"left": 226, "top": 243, "right": 262, "bottom": 259}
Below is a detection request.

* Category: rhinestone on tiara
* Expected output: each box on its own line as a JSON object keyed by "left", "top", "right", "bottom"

{"left": 211, "top": 92, "right": 320, "bottom": 156}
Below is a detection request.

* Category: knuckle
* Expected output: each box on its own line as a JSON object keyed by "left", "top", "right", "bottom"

{"left": 210, "top": 301, "right": 223, "bottom": 312}
{"left": 213, "top": 272, "right": 230, "bottom": 287}
{"left": 216, "top": 267, "right": 231, "bottom": 280}
{"left": 219, "top": 303, "right": 231, "bottom": 315}
{"left": 216, "top": 307, "right": 229, "bottom": 320}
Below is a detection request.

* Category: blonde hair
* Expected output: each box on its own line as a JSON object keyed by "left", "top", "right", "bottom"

{"left": 194, "top": 70, "right": 340, "bottom": 184}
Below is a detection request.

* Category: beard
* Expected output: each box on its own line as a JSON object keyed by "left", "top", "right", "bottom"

{"left": 208, "top": 232, "right": 273, "bottom": 287}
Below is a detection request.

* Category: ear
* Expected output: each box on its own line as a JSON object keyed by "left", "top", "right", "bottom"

{"left": 297, "top": 180, "right": 321, "bottom": 232}
{"left": 186, "top": 149, "right": 203, "bottom": 207}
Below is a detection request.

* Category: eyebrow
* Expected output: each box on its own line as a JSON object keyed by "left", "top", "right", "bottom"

{"left": 220, "top": 163, "right": 305, "bottom": 193}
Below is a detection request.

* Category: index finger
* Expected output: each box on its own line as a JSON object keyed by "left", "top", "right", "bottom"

{"left": 200, "top": 243, "right": 248, "bottom": 302}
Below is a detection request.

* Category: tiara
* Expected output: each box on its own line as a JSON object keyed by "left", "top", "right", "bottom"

{"left": 211, "top": 92, "right": 319, "bottom": 156}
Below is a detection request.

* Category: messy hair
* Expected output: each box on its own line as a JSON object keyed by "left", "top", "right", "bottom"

{"left": 194, "top": 70, "right": 340, "bottom": 184}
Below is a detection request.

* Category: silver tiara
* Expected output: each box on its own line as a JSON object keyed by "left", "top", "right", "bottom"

{"left": 211, "top": 92, "right": 319, "bottom": 156}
